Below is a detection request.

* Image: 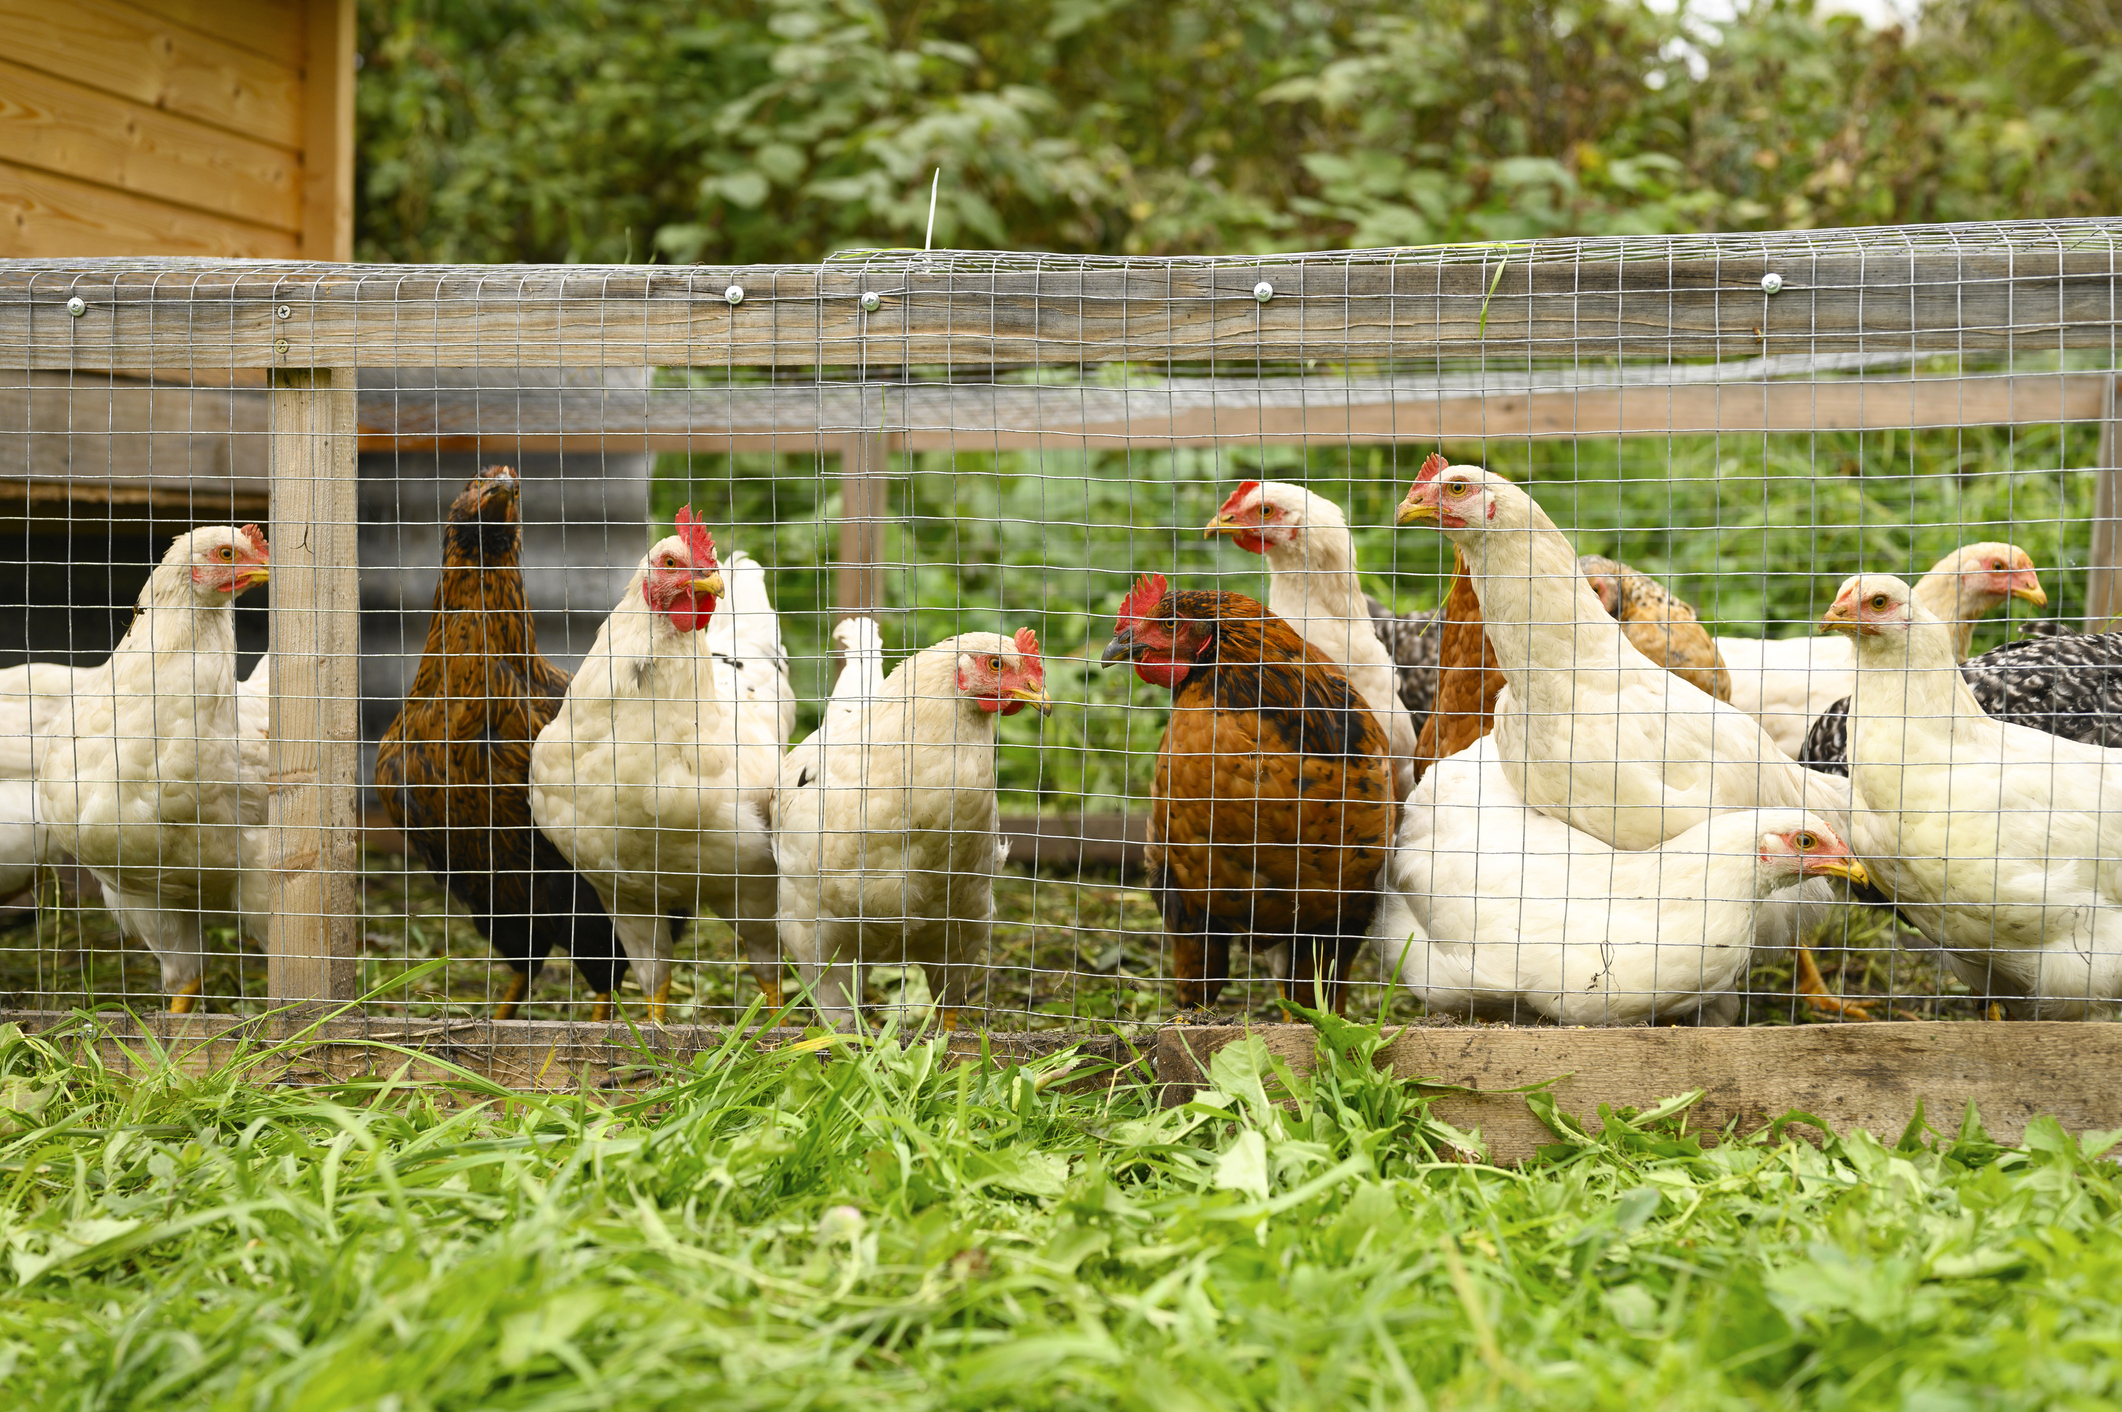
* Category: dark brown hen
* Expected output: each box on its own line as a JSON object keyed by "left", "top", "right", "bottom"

{"left": 1101, "top": 575, "right": 1394, "bottom": 1016}
{"left": 374, "top": 465, "right": 627, "bottom": 1018}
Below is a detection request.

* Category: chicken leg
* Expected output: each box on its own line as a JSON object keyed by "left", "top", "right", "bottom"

{"left": 1795, "top": 947, "right": 1873, "bottom": 1021}
{"left": 167, "top": 979, "right": 202, "bottom": 1015}
{"left": 492, "top": 970, "right": 531, "bottom": 1022}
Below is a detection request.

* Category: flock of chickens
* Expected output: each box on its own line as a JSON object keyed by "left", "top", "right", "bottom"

{"left": 7, "top": 453, "right": 2121, "bottom": 1026}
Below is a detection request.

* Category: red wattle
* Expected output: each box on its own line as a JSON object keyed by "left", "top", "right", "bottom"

{"left": 1233, "top": 530, "right": 1267, "bottom": 555}
{"left": 666, "top": 592, "right": 716, "bottom": 633}
{"left": 1134, "top": 659, "right": 1191, "bottom": 690}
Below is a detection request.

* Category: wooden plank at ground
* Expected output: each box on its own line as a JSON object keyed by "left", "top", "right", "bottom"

{"left": 0, "top": 0, "right": 303, "bottom": 146}
{"left": 4, "top": 234, "right": 2119, "bottom": 368}
{"left": 267, "top": 365, "right": 359, "bottom": 1011}
{"left": 0, "top": 1010, "right": 1149, "bottom": 1093}
{"left": 1154, "top": 1023, "right": 2122, "bottom": 1164}
{"left": 0, "top": 59, "right": 301, "bottom": 232}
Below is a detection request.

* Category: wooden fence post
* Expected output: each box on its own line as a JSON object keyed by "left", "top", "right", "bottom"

{"left": 2089, "top": 377, "right": 2122, "bottom": 632}
{"left": 267, "top": 366, "right": 360, "bottom": 1010}
{"left": 835, "top": 432, "right": 890, "bottom": 626}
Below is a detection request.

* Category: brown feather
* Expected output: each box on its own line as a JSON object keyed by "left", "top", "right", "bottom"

{"left": 374, "top": 467, "right": 627, "bottom": 997}
{"left": 1133, "top": 590, "right": 1393, "bottom": 1015}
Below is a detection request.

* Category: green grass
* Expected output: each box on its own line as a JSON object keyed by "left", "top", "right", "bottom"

{"left": 1, "top": 1011, "right": 2118, "bottom": 1408}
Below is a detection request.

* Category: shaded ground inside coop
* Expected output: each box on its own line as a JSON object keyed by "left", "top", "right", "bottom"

{"left": 0, "top": 851, "right": 1994, "bottom": 1029}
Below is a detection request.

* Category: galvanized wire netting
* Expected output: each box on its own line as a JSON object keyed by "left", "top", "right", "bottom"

{"left": 1, "top": 219, "right": 2119, "bottom": 1031}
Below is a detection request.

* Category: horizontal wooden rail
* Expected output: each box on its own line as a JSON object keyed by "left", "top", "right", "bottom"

{"left": 353, "top": 370, "right": 2114, "bottom": 451}
{"left": 5, "top": 225, "right": 2122, "bottom": 368}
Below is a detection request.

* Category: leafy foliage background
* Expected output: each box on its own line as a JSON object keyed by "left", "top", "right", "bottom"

{"left": 356, "top": 0, "right": 2122, "bottom": 265}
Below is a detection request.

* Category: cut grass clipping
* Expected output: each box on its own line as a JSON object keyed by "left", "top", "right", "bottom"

{"left": 2, "top": 1011, "right": 2120, "bottom": 1407}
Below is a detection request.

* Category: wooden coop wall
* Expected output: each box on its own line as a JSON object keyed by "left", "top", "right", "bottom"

{"left": 0, "top": 0, "right": 355, "bottom": 261}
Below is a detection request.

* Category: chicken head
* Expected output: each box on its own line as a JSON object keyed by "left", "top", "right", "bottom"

{"left": 1203, "top": 480, "right": 1299, "bottom": 552}
{"left": 1927, "top": 542, "right": 2047, "bottom": 618}
{"left": 1754, "top": 818, "right": 1870, "bottom": 890}
{"left": 1101, "top": 572, "right": 1212, "bottom": 689}
{"left": 180, "top": 524, "right": 271, "bottom": 599}
{"left": 1819, "top": 574, "right": 1920, "bottom": 640}
{"left": 1394, "top": 456, "right": 1512, "bottom": 532}
{"left": 444, "top": 464, "right": 523, "bottom": 561}
{"left": 956, "top": 627, "right": 1053, "bottom": 716}
{"left": 642, "top": 506, "right": 726, "bottom": 633}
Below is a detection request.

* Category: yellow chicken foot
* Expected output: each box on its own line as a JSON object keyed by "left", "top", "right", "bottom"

{"left": 589, "top": 993, "right": 613, "bottom": 1024}
{"left": 492, "top": 971, "right": 530, "bottom": 1022}
{"left": 647, "top": 978, "right": 673, "bottom": 1025}
{"left": 167, "top": 979, "right": 202, "bottom": 1015}
{"left": 939, "top": 1006, "right": 961, "bottom": 1032}
{"left": 758, "top": 973, "right": 784, "bottom": 1012}
{"left": 1795, "top": 947, "right": 1873, "bottom": 1021}
{"left": 1985, "top": 1001, "right": 2009, "bottom": 1022}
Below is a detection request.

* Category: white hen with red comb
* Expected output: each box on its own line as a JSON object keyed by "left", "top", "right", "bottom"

{"left": 36, "top": 525, "right": 275, "bottom": 1010}
{"left": 1395, "top": 462, "right": 1851, "bottom": 851}
{"left": 1376, "top": 734, "right": 1866, "bottom": 1025}
{"left": 774, "top": 629, "right": 1050, "bottom": 1028}
{"left": 1206, "top": 480, "right": 1419, "bottom": 798}
{"left": 529, "top": 509, "right": 794, "bottom": 1021}
{"left": 1825, "top": 574, "right": 2122, "bottom": 1018}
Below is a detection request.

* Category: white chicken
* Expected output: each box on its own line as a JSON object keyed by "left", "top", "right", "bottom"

{"left": 1823, "top": 574, "right": 2122, "bottom": 1018}
{"left": 35, "top": 526, "right": 274, "bottom": 1011}
{"left": 1205, "top": 479, "right": 1421, "bottom": 798}
{"left": 775, "top": 628, "right": 1051, "bottom": 1029}
{"left": 1393, "top": 462, "right": 1850, "bottom": 851}
{"left": 1374, "top": 736, "right": 1867, "bottom": 1025}
{"left": 1717, "top": 543, "right": 2044, "bottom": 755}
{"left": 528, "top": 509, "right": 795, "bottom": 1020}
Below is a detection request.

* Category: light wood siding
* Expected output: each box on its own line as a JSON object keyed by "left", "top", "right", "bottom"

{"left": 0, "top": 0, "right": 352, "bottom": 259}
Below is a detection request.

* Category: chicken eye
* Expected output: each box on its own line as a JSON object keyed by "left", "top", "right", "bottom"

{"left": 1446, "top": 481, "right": 1468, "bottom": 497}
{"left": 217, "top": 546, "right": 234, "bottom": 562}
{"left": 987, "top": 656, "right": 1002, "bottom": 673}
{"left": 1869, "top": 593, "right": 1890, "bottom": 611}
{"left": 1795, "top": 832, "right": 1817, "bottom": 850}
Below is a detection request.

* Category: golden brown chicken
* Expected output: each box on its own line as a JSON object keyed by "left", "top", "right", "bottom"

{"left": 1410, "top": 548, "right": 1505, "bottom": 788}
{"left": 1101, "top": 574, "right": 1394, "bottom": 1015}
{"left": 1577, "top": 554, "right": 1732, "bottom": 701}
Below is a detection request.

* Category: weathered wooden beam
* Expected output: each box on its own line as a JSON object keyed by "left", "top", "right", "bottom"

{"left": 834, "top": 431, "right": 889, "bottom": 623}
{"left": 1153, "top": 1022, "right": 2122, "bottom": 1164}
{"left": 267, "top": 366, "right": 359, "bottom": 1011}
{"left": 348, "top": 371, "right": 2116, "bottom": 452}
{"left": 5, "top": 232, "right": 2119, "bottom": 368}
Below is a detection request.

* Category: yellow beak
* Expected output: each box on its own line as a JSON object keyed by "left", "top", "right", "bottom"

{"left": 238, "top": 567, "right": 271, "bottom": 590}
{"left": 1818, "top": 601, "right": 1857, "bottom": 634}
{"left": 1011, "top": 685, "right": 1055, "bottom": 716}
{"left": 695, "top": 572, "right": 726, "bottom": 597}
{"left": 1395, "top": 498, "right": 1436, "bottom": 526}
{"left": 2013, "top": 581, "right": 2048, "bottom": 607}
{"left": 1203, "top": 514, "right": 1240, "bottom": 539}
{"left": 1814, "top": 858, "right": 1873, "bottom": 890}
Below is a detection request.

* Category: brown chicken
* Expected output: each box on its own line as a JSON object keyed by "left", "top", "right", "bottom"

{"left": 1576, "top": 554, "right": 1732, "bottom": 701}
{"left": 1100, "top": 573, "right": 1394, "bottom": 1015}
{"left": 1410, "top": 548, "right": 1506, "bottom": 788}
{"left": 374, "top": 465, "right": 628, "bottom": 1019}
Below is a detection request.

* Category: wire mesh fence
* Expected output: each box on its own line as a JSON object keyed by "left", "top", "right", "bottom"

{"left": 2, "top": 219, "right": 2120, "bottom": 1034}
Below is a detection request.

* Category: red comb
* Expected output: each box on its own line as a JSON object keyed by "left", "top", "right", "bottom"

{"left": 1115, "top": 572, "right": 1168, "bottom": 630}
{"left": 238, "top": 524, "right": 268, "bottom": 559}
{"left": 1013, "top": 626, "right": 1043, "bottom": 676}
{"left": 674, "top": 506, "right": 719, "bottom": 570}
{"left": 1216, "top": 480, "right": 1261, "bottom": 517}
{"left": 1411, "top": 452, "right": 1449, "bottom": 486}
